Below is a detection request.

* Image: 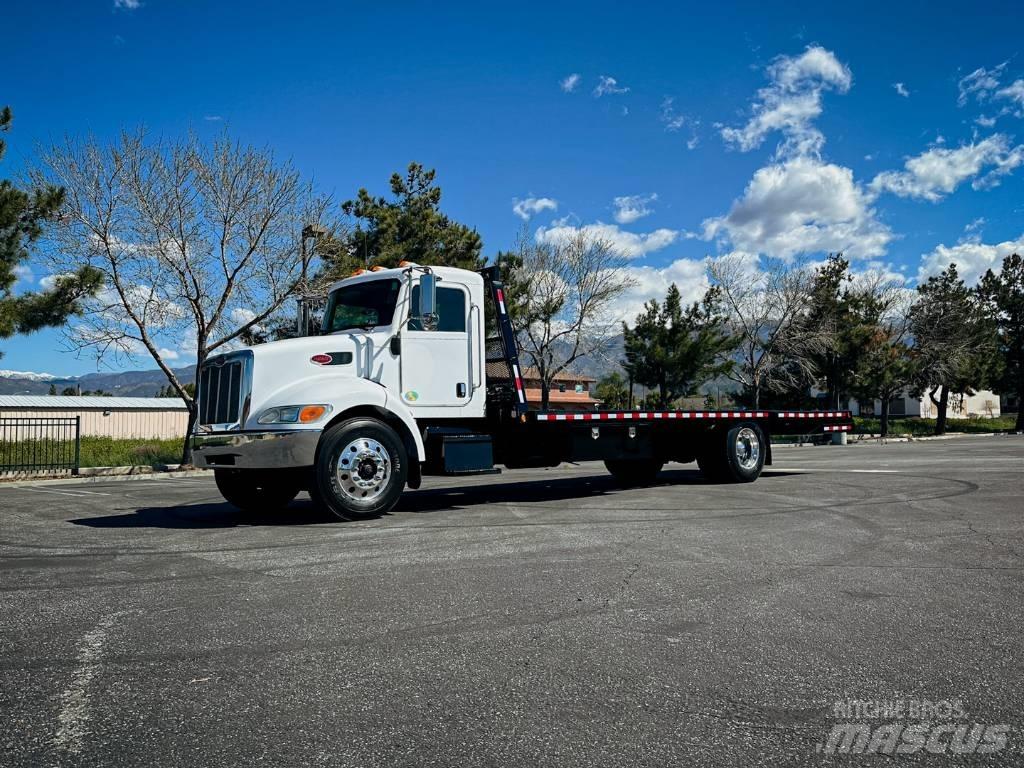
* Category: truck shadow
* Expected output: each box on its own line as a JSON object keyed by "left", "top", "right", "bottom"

{"left": 69, "top": 468, "right": 801, "bottom": 529}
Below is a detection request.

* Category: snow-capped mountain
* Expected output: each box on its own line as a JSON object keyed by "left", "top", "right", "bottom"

{"left": 0, "top": 369, "right": 69, "bottom": 382}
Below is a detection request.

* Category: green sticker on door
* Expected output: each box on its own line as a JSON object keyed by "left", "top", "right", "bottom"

{"left": 403, "top": 390, "right": 419, "bottom": 402}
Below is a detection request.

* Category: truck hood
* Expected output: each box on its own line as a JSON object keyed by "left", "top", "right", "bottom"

{"left": 240, "top": 331, "right": 392, "bottom": 428}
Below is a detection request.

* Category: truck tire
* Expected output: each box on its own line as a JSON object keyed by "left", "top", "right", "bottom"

{"left": 314, "top": 418, "right": 408, "bottom": 520}
{"left": 604, "top": 459, "right": 664, "bottom": 487}
{"left": 214, "top": 469, "right": 300, "bottom": 511}
{"left": 697, "top": 421, "right": 765, "bottom": 483}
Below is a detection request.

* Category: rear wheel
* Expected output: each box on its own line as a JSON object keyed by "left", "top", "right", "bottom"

{"left": 314, "top": 418, "right": 407, "bottom": 520}
{"left": 214, "top": 469, "right": 300, "bottom": 511}
{"left": 697, "top": 422, "right": 765, "bottom": 483}
{"left": 605, "top": 459, "right": 664, "bottom": 487}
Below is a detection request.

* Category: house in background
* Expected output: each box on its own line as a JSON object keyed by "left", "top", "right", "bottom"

{"left": 850, "top": 387, "right": 1001, "bottom": 419}
{"left": 0, "top": 395, "right": 189, "bottom": 439}
{"left": 520, "top": 368, "right": 601, "bottom": 411}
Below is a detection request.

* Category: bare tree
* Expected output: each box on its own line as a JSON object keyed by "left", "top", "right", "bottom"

{"left": 510, "top": 230, "right": 635, "bottom": 409}
{"left": 709, "top": 253, "right": 829, "bottom": 408}
{"left": 33, "top": 130, "right": 334, "bottom": 461}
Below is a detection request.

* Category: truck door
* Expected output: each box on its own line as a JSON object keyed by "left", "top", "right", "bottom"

{"left": 399, "top": 283, "right": 472, "bottom": 408}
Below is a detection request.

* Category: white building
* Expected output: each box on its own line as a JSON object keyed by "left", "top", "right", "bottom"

{"left": 849, "top": 387, "right": 1001, "bottom": 419}
{"left": 0, "top": 396, "right": 189, "bottom": 439}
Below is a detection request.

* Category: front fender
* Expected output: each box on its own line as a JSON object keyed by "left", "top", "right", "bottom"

{"left": 253, "top": 376, "right": 425, "bottom": 462}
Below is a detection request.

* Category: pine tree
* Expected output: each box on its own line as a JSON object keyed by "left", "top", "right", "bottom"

{"left": 979, "top": 253, "right": 1024, "bottom": 431}
{"left": 622, "top": 284, "right": 735, "bottom": 408}
{"left": 320, "top": 163, "right": 483, "bottom": 279}
{"left": 0, "top": 106, "right": 101, "bottom": 358}
{"left": 909, "top": 264, "right": 994, "bottom": 435}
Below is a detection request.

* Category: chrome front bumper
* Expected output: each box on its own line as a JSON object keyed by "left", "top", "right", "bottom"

{"left": 191, "top": 430, "right": 320, "bottom": 469}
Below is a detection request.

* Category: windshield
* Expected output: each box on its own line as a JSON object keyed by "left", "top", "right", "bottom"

{"left": 322, "top": 278, "right": 401, "bottom": 333}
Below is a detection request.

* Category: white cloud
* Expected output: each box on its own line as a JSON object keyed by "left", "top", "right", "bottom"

{"left": 958, "top": 63, "right": 1007, "bottom": 106}
{"left": 917, "top": 234, "right": 1024, "bottom": 285}
{"left": 958, "top": 63, "right": 1024, "bottom": 119}
{"left": 512, "top": 197, "right": 558, "bottom": 221}
{"left": 893, "top": 82, "right": 910, "bottom": 98}
{"left": 997, "top": 79, "right": 1024, "bottom": 113}
{"left": 560, "top": 73, "right": 581, "bottom": 93}
{"left": 39, "top": 273, "right": 74, "bottom": 292}
{"left": 660, "top": 97, "right": 686, "bottom": 131}
{"left": 593, "top": 75, "right": 629, "bottom": 97}
{"left": 964, "top": 217, "right": 986, "bottom": 235}
{"left": 975, "top": 115, "right": 997, "bottom": 127}
{"left": 535, "top": 221, "right": 678, "bottom": 260}
{"left": 612, "top": 193, "right": 657, "bottom": 224}
{"left": 720, "top": 45, "right": 852, "bottom": 158}
{"left": 610, "top": 258, "right": 711, "bottom": 322}
{"left": 702, "top": 156, "right": 892, "bottom": 261}
{"left": 203, "top": 115, "right": 223, "bottom": 122}
{"left": 113, "top": 0, "right": 141, "bottom": 8}
{"left": 869, "top": 134, "right": 1024, "bottom": 202}
{"left": 13, "top": 264, "right": 34, "bottom": 285}
{"left": 157, "top": 347, "right": 179, "bottom": 361}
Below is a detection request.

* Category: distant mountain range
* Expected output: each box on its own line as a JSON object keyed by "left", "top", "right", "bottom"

{"left": 0, "top": 366, "right": 197, "bottom": 397}
{"left": 0, "top": 334, "right": 677, "bottom": 398}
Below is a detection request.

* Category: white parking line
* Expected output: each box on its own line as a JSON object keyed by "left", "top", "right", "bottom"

{"left": 20, "top": 487, "right": 112, "bottom": 497}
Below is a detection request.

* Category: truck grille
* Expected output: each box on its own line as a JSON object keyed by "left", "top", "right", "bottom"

{"left": 198, "top": 353, "right": 250, "bottom": 426}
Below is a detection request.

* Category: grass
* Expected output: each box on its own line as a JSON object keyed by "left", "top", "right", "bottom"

{"left": 0, "top": 436, "right": 184, "bottom": 469}
{"left": 853, "top": 415, "right": 1018, "bottom": 436}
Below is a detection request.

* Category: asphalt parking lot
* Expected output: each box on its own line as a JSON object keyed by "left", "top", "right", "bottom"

{"left": 2, "top": 435, "right": 1023, "bottom": 767}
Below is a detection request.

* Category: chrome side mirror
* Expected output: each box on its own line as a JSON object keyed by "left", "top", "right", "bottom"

{"left": 419, "top": 272, "right": 437, "bottom": 330}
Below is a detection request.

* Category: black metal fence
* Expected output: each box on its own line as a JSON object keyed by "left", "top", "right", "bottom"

{"left": 0, "top": 417, "right": 81, "bottom": 475}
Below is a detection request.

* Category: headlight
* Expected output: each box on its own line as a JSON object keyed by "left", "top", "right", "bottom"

{"left": 257, "top": 404, "right": 332, "bottom": 425}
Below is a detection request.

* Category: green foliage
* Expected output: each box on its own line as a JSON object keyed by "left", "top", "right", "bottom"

{"left": 909, "top": 263, "right": 995, "bottom": 433}
{"left": 156, "top": 382, "right": 195, "bottom": 398}
{"left": 622, "top": 284, "right": 735, "bottom": 408}
{"left": 0, "top": 106, "right": 101, "bottom": 357}
{"left": 852, "top": 415, "right": 1016, "bottom": 436}
{"left": 60, "top": 386, "right": 77, "bottom": 396}
{"left": 321, "top": 163, "right": 483, "bottom": 279}
{"left": 594, "top": 372, "right": 629, "bottom": 410}
{"left": 0, "top": 436, "right": 182, "bottom": 468}
{"left": 48, "top": 383, "right": 56, "bottom": 395}
{"left": 806, "top": 254, "right": 871, "bottom": 408}
{"left": 978, "top": 253, "right": 1024, "bottom": 431}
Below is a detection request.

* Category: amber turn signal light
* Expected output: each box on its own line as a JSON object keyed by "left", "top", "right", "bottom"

{"left": 299, "top": 405, "right": 328, "bottom": 423}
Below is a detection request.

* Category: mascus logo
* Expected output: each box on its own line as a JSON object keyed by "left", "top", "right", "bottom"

{"left": 310, "top": 354, "right": 333, "bottom": 365}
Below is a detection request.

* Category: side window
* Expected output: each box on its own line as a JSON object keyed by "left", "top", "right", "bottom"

{"left": 408, "top": 285, "right": 467, "bottom": 332}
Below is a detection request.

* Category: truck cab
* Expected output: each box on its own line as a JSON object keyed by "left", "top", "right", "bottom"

{"left": 192, "top": 263, "right": 498, "bottom": 515}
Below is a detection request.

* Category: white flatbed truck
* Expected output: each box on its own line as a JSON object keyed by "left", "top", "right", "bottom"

{"left": 192, "top": 263, "right": 853, "bottom": 519}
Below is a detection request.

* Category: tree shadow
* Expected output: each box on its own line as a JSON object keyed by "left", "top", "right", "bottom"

{"left": 69, "top": 467, "right": 803, "bottom": 529}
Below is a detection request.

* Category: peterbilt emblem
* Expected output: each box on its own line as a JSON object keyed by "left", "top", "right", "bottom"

{"left": 311, "top": 354, "right": 333, "bottom": 365}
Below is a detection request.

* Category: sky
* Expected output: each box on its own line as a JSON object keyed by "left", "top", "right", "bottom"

{"left": 3, "top": 0, "right": 1024, "bottom": 376}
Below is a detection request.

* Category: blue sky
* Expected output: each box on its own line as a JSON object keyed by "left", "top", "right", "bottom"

{"left": 4, "top": 0, "right": 1023, "bottom": 376}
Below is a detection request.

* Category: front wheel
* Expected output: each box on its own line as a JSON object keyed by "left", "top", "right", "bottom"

{"left": 214, "top": 469, "right": 300, "bottom": 511}
{"left": 605, "top": 459, "right": 664, "bottom": 487}
{"left": 314, "top": 418, "right": 408, "bottom": 521}
{"left": 697, "top": 422, "right": 765, "bottom": 483}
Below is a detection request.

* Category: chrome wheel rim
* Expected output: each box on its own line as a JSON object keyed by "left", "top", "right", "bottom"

{"left": 336, "top": 437, "right": 391, "bottom": 502}
{"left": 735, "top": 427, "right": 760, "bottom": 470}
